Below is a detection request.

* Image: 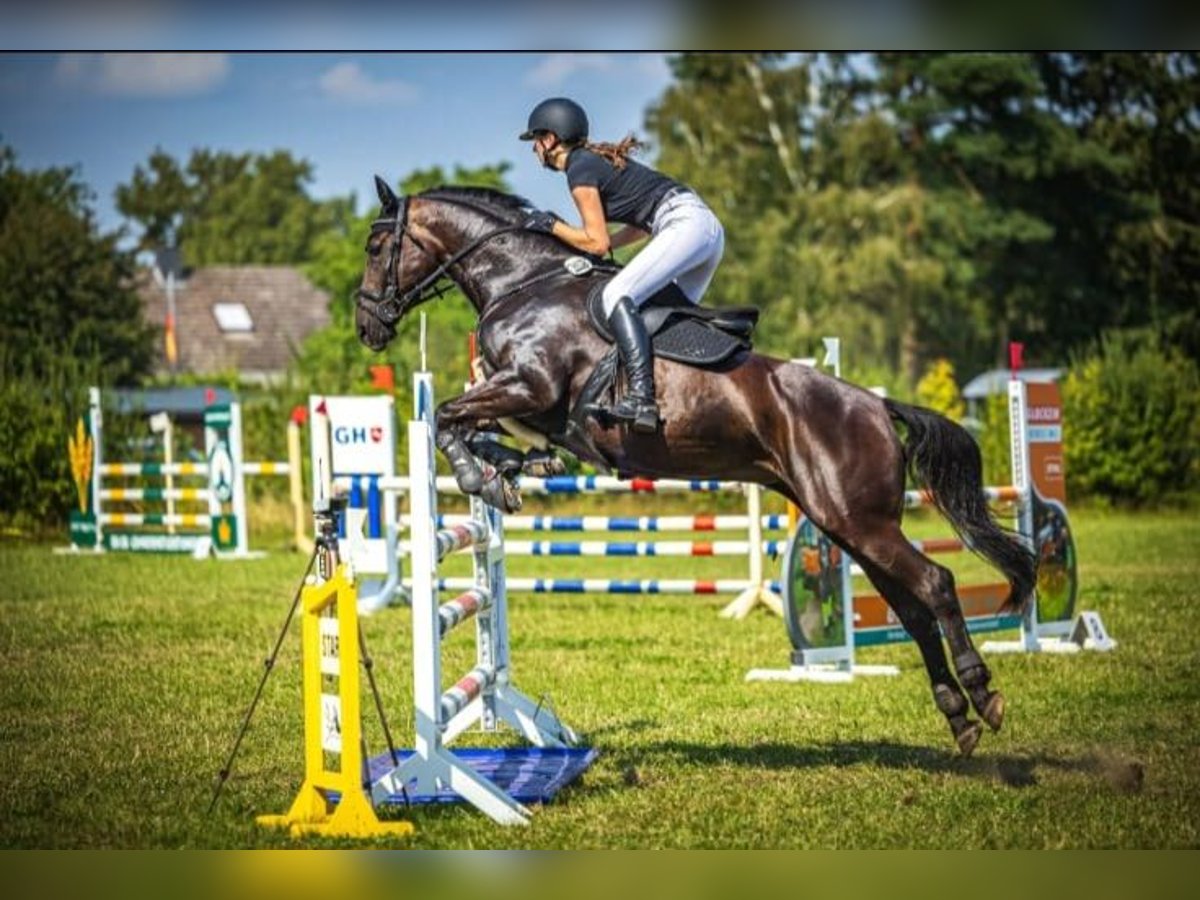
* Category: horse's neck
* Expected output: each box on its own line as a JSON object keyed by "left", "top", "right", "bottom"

{"left": 425, "top": 206, "right": 560, "bottom": 316}
{"left": 421, "top": 210, "right": 496, "bottom": 314}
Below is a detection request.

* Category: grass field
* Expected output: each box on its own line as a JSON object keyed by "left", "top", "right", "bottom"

{"left": 2, "top": 504, "right": 1198, "bottom": 848}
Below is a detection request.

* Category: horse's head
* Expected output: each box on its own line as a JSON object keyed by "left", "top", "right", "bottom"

{"left": 355, "top": 176, "right": 444, "bottom": 351}
{"left": 356, "top": 178, "right": 565, "bottom": 351}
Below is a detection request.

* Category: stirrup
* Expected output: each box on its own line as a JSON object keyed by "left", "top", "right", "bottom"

{"left": 611, "top": 396, "right": 660, "bottom": 434}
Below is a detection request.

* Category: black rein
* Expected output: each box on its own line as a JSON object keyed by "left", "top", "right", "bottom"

{"left": 356, "top": 195, "right": 527, "bottom": 326}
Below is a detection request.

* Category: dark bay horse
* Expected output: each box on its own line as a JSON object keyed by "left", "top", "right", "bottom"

{"left": 355, "top": 178, "right": 1036, "bottom": 757}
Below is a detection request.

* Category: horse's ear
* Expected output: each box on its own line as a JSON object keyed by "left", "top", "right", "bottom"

{"left": 374, "top": 175, "right": 398, "bottom": 211}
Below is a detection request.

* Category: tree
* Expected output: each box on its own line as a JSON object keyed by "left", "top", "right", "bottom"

{"left": 643, "top": 53, "right": 1198, "bottom": 386}
{"left": 115, "top": 148, "right": 355, "bottom": 266}
{"left": 0, "top": 143, "right": 153, "bottom": 383}
{"left": 1037, "top": 53, "right": 1200, "bottom": 360}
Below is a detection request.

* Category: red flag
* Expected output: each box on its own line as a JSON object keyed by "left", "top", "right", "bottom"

{"left": 369, "top": 364, "right": 395, "bottom": 392}
{"left": 1008, "top": 342, "right": 1024, "bottom": 378}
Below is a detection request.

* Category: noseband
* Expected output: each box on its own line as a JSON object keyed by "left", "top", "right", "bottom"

{"left": 356, "top": 196, "right": 526, "bottom": 326}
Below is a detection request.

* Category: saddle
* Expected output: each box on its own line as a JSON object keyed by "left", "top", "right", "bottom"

{"left": 585, "top": 280, "right": 758, "bottom": 366}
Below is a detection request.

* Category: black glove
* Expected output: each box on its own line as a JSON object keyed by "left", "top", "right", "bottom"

{"left": 523, "top": 210, "right": 559, "bottom": 233}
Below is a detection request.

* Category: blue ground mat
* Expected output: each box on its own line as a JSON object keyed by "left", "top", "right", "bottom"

{"left": 358, "top": 746, "right": 598, "bottom": 807}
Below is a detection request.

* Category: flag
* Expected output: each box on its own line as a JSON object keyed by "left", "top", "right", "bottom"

{"left": 1009, "top": 342, "right": 1025, "bottom": 378}
{"left": 369, "top": 364, "right": 395, "bottom": 392}
{"left": 822, "top": 337, "right": 841, "bottom": 376}
{"left": 164, "top": 312, "right": 178, "bottom": 368}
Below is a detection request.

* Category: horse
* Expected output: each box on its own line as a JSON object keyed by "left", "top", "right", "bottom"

{"left": 354, "top": 177, "right": 1037, "bottom": 757}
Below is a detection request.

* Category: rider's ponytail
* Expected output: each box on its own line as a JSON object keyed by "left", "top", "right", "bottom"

{"left": 580, "top": 134, "right": 647, "bottom": 170}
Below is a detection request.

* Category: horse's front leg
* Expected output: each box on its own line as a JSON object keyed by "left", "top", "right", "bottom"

{"left": 435, "top": 369, "right": 561, "bottom": 512}
{"left": 469, "top": 425, "right": 568, "bottom": 478}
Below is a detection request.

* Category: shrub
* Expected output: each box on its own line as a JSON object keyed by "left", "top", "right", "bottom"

{"left": 916, "top": 358, "right": 965, "bottom": 421}
{"left": 0, "top": 353, "right": 104, "bottom": 533}
{"left": 1062, "top": 329, "right": 1200, "bottom": 505}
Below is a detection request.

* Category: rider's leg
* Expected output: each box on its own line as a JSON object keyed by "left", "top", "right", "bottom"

{"left": 600, "top": 199, "right": 723, "bottom": 432}
{"left": 673, "top": 215, "right": 725, "bottom": 302}
{"left": 607, "top": 295, "right": 659, "bottom": 433}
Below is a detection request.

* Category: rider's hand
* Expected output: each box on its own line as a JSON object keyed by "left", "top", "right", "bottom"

{"left": 523, "top": 210, "right": 560, "bottom": 234}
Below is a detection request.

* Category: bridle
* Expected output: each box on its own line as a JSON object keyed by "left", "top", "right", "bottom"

{"left": 356, "top": 195, "right": 527, "bottom": 326}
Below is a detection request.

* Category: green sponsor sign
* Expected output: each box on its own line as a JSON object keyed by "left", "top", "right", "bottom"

{"left": 69, "top": 511, "right": 98, "bottom": 549}
{"left": 104, "top": 531, "right": 209, "bottom": 554}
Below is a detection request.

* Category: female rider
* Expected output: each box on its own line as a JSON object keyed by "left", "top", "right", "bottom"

{"left": 519, "top": 97, "right": 725, "bottom": 434}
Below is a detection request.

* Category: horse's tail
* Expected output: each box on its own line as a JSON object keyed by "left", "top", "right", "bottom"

{"left": 884, "top": 399, "right": 1036, "bottom": 614}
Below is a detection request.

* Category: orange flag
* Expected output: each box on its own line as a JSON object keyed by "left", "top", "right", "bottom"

{"left": 164, "top": 312, "right": 178, "bottom": 368}
{"left": 369, "top": 364, "right": 395, "bottom": 392}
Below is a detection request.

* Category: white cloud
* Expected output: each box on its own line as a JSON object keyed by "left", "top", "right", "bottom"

{"left": 523, "top": 53, "right": 673, "bottom": 88}
{"left": 523, "top": 53, "right": 616, "bottom": 88}
{"left": 54, "top": 53, "right": 230, "bottom": 98}
{"left": 317, "top": 62, "right": 419, "bottom": 105}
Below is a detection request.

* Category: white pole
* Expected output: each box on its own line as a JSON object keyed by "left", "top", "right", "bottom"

{"left": 312, "top": 400, "right": 333, "bottom": 515}
{"left": 420, "top": 312, "right": 428, "bottom": 373}
{"left": 164, "top": 417, "right": 175, "bottom": 535}
{"left": 408, "top": 399, "right": 440, "bottom": 763}
{"left": 90, "top": 387, "right": 104, "bottom": 551}
{"left": 1007, "top": 378, "right": 1038, "bottom": 651}
{"left": 746, "top": 483, "right": 764, "bottom": 590}
{"left": 148, "top": 412, "right": 177, "bottom": 535}
{"left": 229, "top": 402, "right": 249, "bottom": 556}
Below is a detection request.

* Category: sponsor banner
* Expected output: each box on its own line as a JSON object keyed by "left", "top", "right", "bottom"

{"left": 1028, "top": 425, "right": 1063, "bottom": 443}
{"left": 321, "top": 693, "right": 343, "bottom": 753}
{"left": 103, "top": 531, "right": 208, "bottom": 554}
{"left": 309, "top": 395, "right": 396, "bottom": 485}
{"left": 211, "top": 515, "right": 237, "bottom": 551}
{"left": 1026, "top": 382, "right": 1066, "bottom": 503}
{"left": 69, "top": 511, "right": 98, "bottom": 549}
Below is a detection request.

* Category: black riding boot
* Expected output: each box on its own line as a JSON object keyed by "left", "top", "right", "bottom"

{"left": 608, "top": 296, "right": 660, "bottom": 434}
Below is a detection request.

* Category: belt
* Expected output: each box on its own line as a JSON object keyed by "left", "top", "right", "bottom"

{"left": 658, "top": 186, "right": 693, "bottom": 207}
{"left": 649, "top": 186, "right": 695, "bottom": 226}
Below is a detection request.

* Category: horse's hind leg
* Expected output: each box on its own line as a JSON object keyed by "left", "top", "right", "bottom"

{"left": 847, "top": 521, "right": 1006, "bottom": 736}
{"left": 857, "top": 557, "right": 984, "bottom": 757}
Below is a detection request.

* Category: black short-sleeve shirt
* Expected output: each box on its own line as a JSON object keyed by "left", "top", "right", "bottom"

{"left": 565, "top": 147, "right": 683, "bottom": 231}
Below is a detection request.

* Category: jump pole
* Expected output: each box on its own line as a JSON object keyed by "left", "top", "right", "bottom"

{"left": 368, "top": 370, "right": 582, "bottom": 826}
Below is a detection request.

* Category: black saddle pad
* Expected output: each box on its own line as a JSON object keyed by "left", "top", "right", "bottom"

{"left": 586, "top": 281, "right": 756, "bottom": 366}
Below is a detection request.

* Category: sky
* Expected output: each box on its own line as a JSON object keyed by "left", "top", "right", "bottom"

{"left": 0, "top": 51, "right": 678, "bottom": 244}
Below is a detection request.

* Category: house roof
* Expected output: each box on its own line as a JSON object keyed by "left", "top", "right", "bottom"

{"left": 138, "top": 266, "right": 331, "bottom": 381}
{"left": 962, "top": 367, "right": 1064, "bottom": 400}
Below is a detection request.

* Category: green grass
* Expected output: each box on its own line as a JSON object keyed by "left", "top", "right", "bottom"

{"left": 1, "top": 506, "right": 1198, "bottom": 848}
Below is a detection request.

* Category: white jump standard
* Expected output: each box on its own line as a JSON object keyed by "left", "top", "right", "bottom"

{"left": 367, "top": 371, "right": 582, "bottom": 826}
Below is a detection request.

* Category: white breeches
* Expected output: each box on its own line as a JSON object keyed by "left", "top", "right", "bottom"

{"left": 600, "top": 192, "right": 725, "bottom": 318}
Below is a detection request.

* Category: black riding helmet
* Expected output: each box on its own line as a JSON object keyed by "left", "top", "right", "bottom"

{"left": 519, "top": 97, "right": 589, "bottom": 143}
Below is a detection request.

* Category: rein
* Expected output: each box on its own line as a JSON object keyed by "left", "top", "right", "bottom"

{"left": 356, "top": 195, "right": 528, "bottom": 326}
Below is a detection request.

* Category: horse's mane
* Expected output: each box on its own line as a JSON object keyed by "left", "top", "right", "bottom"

{"left": 417, "top": 185, "right": 535, "bottom": 226}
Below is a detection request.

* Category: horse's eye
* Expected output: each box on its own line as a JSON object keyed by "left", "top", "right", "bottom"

{"left": 368, "top": 241, "right": 383, "bottom": 258}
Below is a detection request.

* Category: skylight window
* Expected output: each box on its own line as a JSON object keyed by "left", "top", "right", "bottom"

{"left": 213, "top": 301, "right": 254, "bottom": 333}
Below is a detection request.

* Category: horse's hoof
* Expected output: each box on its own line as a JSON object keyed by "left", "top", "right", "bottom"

{"left": 956, "top": 721, "right": 984, "bottom": 758}
{"left": 479, "top": 475, "right": 522, "bottom": 514}
{"left": 522, "top": 451, "right": 566, "bottom": 477}
{"left": 502, "top": 480, "right": 523, "bottom": 513}
{"left": 982, "top": 692, "right": 1006, "bottom": 732}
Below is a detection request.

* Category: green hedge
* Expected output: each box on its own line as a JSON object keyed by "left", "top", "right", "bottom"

{"left": 1062, "top": 329, "right": 1200, "bottom": 505}
{"left": 0, "top": 356, "right": 102, "bottom": 533}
